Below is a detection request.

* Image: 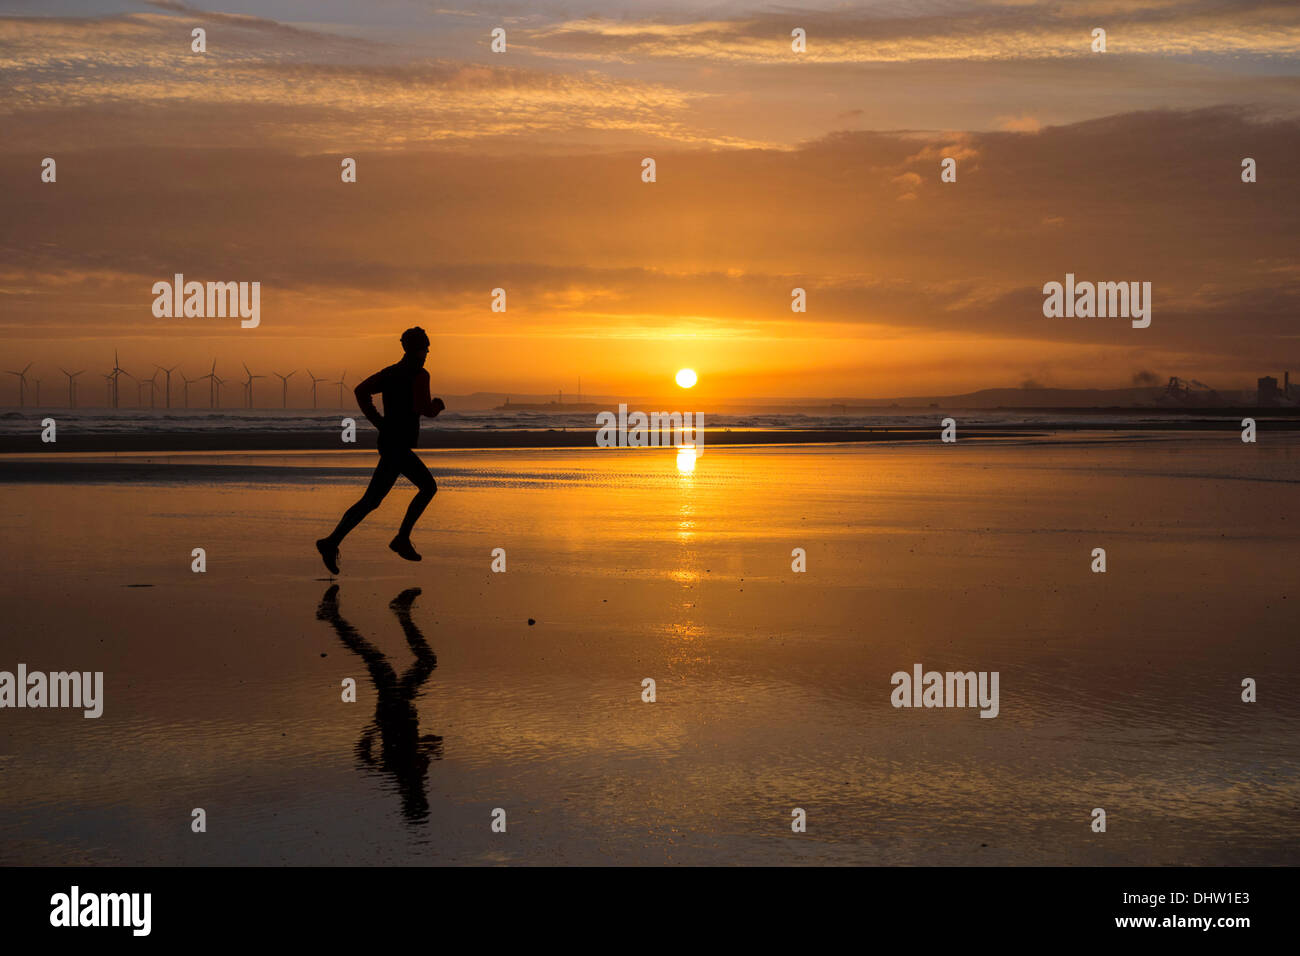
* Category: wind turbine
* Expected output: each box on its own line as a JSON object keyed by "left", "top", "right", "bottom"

{"left": 335, "top": 370, "right": 348, "bottom": 408}
{"left": 120, "top": 368, "right": 137, "bottom": 406}
{"left": 102, "top": 373, "right": 114, "bottom": 407}
{"left": 201, "top": 360, "right": 218, "bottom": 409}
{"left": 6, "top": 363, "right": 32, "bottom": 408}
{"left": 156, "top": 364, "right": 179, "bottom": 409}
{"left": 146, "top": 368, "right": 160, "bottom": 409}
{"left": 307, "top": 369, "right": 327, "bottom": 409}
{"left": 59, "top": 367, "right": 84, "bottom": 408}
{"left": 273, "top": 369, "right": 296, "bottom": 409}
{"left": 180, "top": 370, "right": 198, "bottom": 409}
{"left": 108, "top": 351, "right": 129, "bottom": 409}
{"left": 132, "top": 368, "right": 155, "bottom": 408}
{"left": 242, "top": 362, "right": 264, "bottom": 409}
{"left": 212, "top": 370, "right": 227, "bottom": 409}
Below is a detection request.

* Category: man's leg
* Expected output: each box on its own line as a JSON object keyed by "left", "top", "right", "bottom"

{"left": 316, "top": 453, "right": 402, "bottom": 572}
{"left": 331, "top": 454, "right": 403, "bottom": 543}
{"left": 388, "top": 449, "right": 436, "bottom": 561}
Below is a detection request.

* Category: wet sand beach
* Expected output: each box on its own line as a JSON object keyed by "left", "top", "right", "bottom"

{"left": 1, "top": 436, "right": 1297, "bottom": 865}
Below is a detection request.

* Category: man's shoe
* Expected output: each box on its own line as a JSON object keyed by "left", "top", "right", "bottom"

{"left": 389, "top": 537, "right": 422, "bottom": 562}
{"left": 316, "top": 538, "right": 340, "bottom": 575}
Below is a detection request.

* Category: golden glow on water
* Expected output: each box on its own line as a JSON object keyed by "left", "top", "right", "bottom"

{"left": 676, "top": 477, "right": 697, "bottom": 545}
{"left": 676, "top": 445, "right": 697, "bottom": 473}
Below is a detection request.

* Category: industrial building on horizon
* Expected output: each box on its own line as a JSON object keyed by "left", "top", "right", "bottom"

{"left": 1257, "top": 371, "right": 1298, "bottom": 406}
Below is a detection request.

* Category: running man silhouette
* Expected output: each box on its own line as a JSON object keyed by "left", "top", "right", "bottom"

{"left": 316, "top": 327, "right": 445, "bottom": 573}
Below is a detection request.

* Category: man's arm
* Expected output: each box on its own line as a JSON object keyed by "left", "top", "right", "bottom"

{"left": 418, "top": 369, "right": 445, "bottom": 418}
{"left": 353, "top": 370, "right": 386, "bottom": 431}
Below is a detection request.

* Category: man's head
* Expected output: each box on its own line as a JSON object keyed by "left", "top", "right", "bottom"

{"left": 400, "top": 326, "right": 430, "bottom": 366}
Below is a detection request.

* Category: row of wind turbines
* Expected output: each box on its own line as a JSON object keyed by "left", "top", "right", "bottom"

{"left": 5, "top": 354, "right": 352, "bottom": 410}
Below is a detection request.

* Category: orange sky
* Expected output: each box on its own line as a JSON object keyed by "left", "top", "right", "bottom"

{"left": 2, "top": 1, "right": 1298, "bottom": 403}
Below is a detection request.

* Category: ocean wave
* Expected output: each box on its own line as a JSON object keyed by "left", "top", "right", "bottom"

{"left": 0, "top": 407, "right": 1260, "bottom": 435}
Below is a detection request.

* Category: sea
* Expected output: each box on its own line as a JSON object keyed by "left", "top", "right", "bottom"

{"left": 0, "top": 406, "right": 1250, "bottom": 438}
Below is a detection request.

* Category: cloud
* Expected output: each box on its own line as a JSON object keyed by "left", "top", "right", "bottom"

{"left": 4, "top": 2, "right": 1300, "bottom": 156}
{"left": 2, "top": 106, "right": 1297, "bottom": 376}
{"left": 0, "top": 13, "right": 756, "bottom": 152}
{"left": 997, "top": 113, "right": 1042, "bottom": 132}
{"left": 523, "top": 2, "right": 1300, "bottom": 64}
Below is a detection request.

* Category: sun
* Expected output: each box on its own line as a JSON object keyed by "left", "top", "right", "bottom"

{"left": 675, "top": 368, "right": 698, "bottom": 388}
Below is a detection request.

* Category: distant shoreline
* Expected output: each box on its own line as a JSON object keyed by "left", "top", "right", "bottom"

{"left": 0, "top": 428, "right": 994, "bottom": 453}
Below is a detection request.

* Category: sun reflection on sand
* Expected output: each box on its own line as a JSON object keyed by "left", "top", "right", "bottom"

{"left": 669, "top": 449, "right": 706, "bottom": 656}
{"left": 676, "top": 445, "right": 697, "bottom": 474}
